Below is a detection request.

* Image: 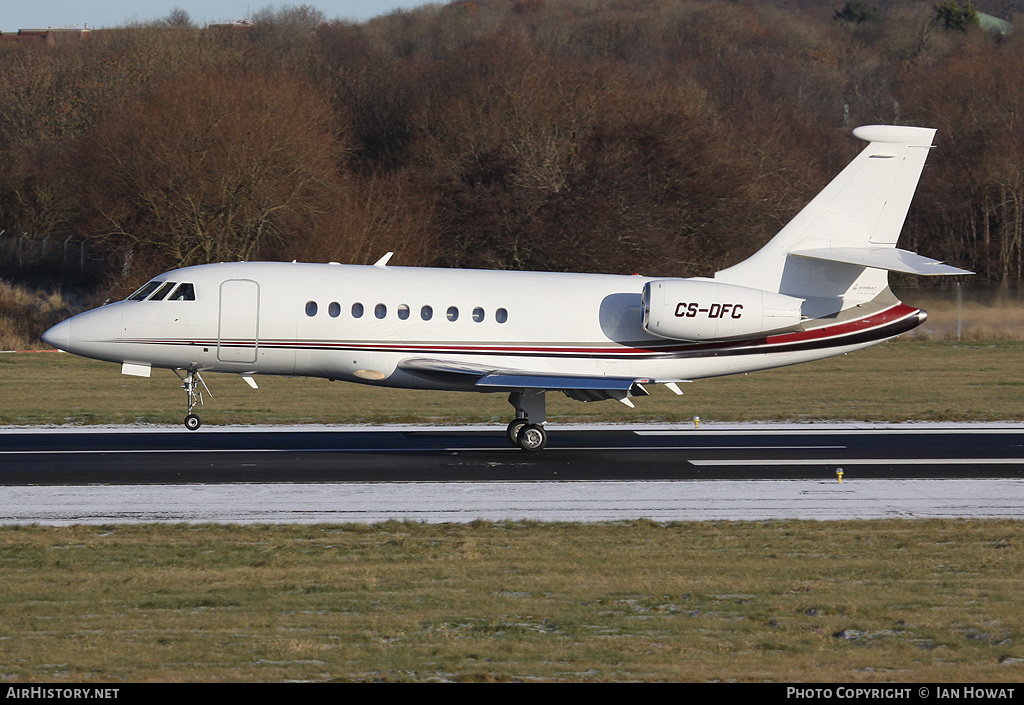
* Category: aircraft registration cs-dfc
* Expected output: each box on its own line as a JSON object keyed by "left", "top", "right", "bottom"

{"left": 44, "top": 125, "right": 971, "bottom": 450}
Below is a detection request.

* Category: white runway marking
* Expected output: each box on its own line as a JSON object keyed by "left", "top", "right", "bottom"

{"left": 1, "top": 479, "right": 1022, "bottom": 525}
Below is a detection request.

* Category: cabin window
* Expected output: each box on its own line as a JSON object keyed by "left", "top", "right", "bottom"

{"left": 421, "top": 305, "right": 433, "bottom": 321}
{"left": 397, "top": 304, "right": 410, "bottom": 320}
{"left": 168, "top": 283, "right": 196, "bottom": 301}
{"left": 375, "top": 303, "right": 387, "bottom": 319}
{"left": 305, "top": 301, "right": 318, "bottom": 317}
{"left": 447, "top": 306, "right": 459, "bottom": 322}
{"left": 352, "top": 302, "right": 364, "bottom": 318}
{"left": 127, "top": 281, "right": 162, "bottom": 301}
{"left": 472, "top": 307, "right": 485, "bottom": 322}
{"left": 495, "top": 308, "right": 508, "bottom": 324}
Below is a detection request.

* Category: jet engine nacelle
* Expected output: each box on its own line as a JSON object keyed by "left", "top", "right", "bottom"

{"left": 642, "top": 279, "right": 804, "bottom": 341}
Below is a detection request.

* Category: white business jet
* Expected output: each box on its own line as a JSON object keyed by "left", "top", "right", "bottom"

{"left": 43, "top": 125, "right": 969, "bottom": 450}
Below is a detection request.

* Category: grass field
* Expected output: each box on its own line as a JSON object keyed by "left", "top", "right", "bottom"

{"left": 2, "top": 339, "right": 1023, "bottom": 426}
{"left": 0, "top": 520, "right": 1021, "bottom": 682}
{"left": 2, "top": 339, "right": 1022, "bottom": 682}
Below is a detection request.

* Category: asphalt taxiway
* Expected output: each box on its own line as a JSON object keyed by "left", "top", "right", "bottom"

{"left": 0, "top": 424, "right": 1021, "bottom": 523}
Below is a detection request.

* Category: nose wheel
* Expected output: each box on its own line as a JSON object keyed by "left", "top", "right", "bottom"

{"left": 174, "top": 369, "right": 210, "bottom": 431}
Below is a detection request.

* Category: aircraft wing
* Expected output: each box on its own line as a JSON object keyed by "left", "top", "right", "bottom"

{"left": 397, "top": 357, "right": 655, "bottom": 404}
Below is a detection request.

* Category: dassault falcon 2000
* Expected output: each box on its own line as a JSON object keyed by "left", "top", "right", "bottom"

{"left": 43, "top": 125, "right": 970, "bottom": 450}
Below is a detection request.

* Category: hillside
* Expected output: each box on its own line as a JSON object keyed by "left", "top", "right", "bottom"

{"left": 1, "top": 0, "right": 1022, "bottom": 301}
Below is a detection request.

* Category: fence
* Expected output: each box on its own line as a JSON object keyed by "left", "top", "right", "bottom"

{"left": 0, "top": 231, "right": 108, "bottom": 279}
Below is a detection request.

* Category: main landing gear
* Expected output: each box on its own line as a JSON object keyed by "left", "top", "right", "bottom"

{"left": 506, "top": 390, "right": 547, "bottom": 451}
{"left": 173, "top": 369, "right": 210, "bottom": 431}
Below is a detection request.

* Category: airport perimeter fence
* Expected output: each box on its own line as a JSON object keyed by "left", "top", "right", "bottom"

{"left": 0, "top": 231, "right": 109, "bottom": 282}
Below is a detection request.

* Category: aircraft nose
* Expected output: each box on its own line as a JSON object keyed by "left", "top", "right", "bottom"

{"left": 42, "top": 319, "right": 71, "bottom": 351}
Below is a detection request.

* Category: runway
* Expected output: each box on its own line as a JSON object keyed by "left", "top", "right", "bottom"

{"left": 1, "top": 423, "right": 1022, "bottom": 524}
{"left": 2, "top": 478, "right": 1021, "bottom": 525}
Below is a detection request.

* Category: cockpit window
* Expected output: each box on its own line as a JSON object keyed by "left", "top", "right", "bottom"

{"left": 168, "top": 283, "right": 196, "bottom": 301}
{"left": 126, "top": 281, "right": 196, "bottom": 301}
{"left": 127, "top": 281, "right": 163, "bottom": 301}
{"left": 149, "top": 281, "right": 177, "bottom": 301}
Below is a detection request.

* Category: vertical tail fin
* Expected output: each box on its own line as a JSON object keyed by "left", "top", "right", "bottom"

{"left": 715, "top": 125, "right": 968, "bottom": 314}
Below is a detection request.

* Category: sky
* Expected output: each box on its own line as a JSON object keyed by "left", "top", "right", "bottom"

{"left": 0, "top": 1, "right": 436, "bottom": 32}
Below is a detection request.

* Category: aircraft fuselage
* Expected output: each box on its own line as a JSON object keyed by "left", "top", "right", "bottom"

{"left": 45, "top": 260, "right": 924, "bottom": 390}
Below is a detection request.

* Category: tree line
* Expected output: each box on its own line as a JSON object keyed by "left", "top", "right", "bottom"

{"left": 1, "top": 0, "right": 1022, "bottom": 296}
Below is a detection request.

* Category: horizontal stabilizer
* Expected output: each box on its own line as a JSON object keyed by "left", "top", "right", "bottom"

{"left": 791, "top": 247, "right": 972, "bottom": 276}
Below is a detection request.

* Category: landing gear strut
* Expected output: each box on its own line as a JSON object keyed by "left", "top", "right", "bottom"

{"left": 506, "top": 390, "right": 547, "bottom": 451}
{"left": 174, "top": 369, "right": 210, "bottom": 431}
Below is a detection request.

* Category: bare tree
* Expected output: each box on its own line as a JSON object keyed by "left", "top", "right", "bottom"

{"left": 80, "top": 70, "right": 349, "bottom": 281}
{"left": 162, "top": 8, "right": 195, "bottom": 29}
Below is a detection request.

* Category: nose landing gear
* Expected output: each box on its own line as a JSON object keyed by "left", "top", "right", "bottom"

{"left": 174, "top": 369, "right": 211, "bottom": 431}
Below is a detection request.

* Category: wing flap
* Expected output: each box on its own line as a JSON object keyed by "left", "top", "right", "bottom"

{"left": 475, "top": 373, "right": 645, "bottom": 392}
{"left": 477, "top": 372, "right": 651, "bottom": 406}
{"left": 397, "top": 357, "right": 653, "bottom": 402}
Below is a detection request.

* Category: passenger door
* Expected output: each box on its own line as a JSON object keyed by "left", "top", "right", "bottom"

{"left": 218, "top": 279, "right": 259, "bottom": 364}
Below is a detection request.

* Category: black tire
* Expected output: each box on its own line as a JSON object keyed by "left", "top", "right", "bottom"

{"left": 506, "top": 418, "right": 529, "bottom": 446}
{"left": 517, "top": 423, "right": 547, "bottom": 451}
{"left": 184, "top": 414, "right": 202, "bottom": 431}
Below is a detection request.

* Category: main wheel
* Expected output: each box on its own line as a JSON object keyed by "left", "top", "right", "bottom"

{"left": 184, "top": 413, "right": 202, "bottom": 431}
{"left": 506, "top": 418, "right": 529, "bottom": 446}
{"left": 517, "top": 423, "right": 547, "bottom": 451}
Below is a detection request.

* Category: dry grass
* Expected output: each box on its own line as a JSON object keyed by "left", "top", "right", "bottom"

{"left": 2, "top": 287, "right": 1022, "bottom": 683}
{"left": 904, "top": 286, "right": 1024, "bottom": 341}
{"left": 0, "top": 520, "right": 1020, "bottom": 682}
{"left": 2, "top": 282, "right": 1023, "bottom": 426}
{"left": 2, "top": 338, "right": 1023, "bottom": 426}
{"left": 0, "top": 280, "right": 77, "bottom": 351}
